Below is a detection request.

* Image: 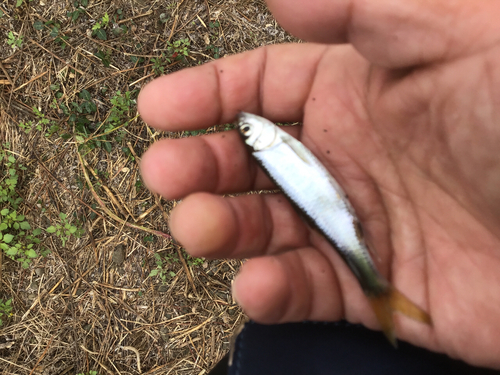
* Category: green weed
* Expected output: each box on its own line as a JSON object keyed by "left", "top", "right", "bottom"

{"left": 151, "top": 38, "right": 191, "bottom": 76}
{"left": 92, "top": 12, "right": 109, "bottom": 40}
{"left": 18, "top": 120, "right": 34, "bottom": 134}
{"left": 50, "top": 84, "right": 63, "bottom": 101}
{"left": 167, "top": 38, "right": 190, "bottom": 60}
{"left": 67, "top": 0, "right": 88, "bottom": 22}
{"left": 7, "top": 31, "right": 23, "bottom": 50}
{"left": 130, "top": 55, "right": 145, "bottom": 65}
{"left": 0, "top": 148, "right": 48, "bottom": 269}
{"left": 186, "top": 129, "right": 207, "bottom": 136}
{"left": 135, "top": 178, "right": 143, "bottom": 193}
{"left": 143, "top": 234, "right": 156, "bottom": 243}
{"left": 129, "top": 43, "right": 145, "bottom": 65}
{"left": 206, "top": 44, "right": 220, "bottom": 59}
{"left": 122, "top": 147, "right": 134, "bottom": 160}
{"left": 185, "top": 253, "right": 204, "bottom": 267}
{"left": 33, "top": 20, "right": 68, "bottom": 49}
{"left": 206, "top": 21, "right": 221, "bottom": 58}
{"left": 148, "top": 251, "right": 203, "bottom": 283}
{"left": 30, "top": 107, "right": 60, "bottom": 137}
{"left": 149, "top": 253, "right": 177, "bottom": 283}
{"left": 108, "top": 90, "right": 134, "bottom": 129}
{"left": 151, "top": 53, "right": 171, "bottom": 75}
{"left": 94, "top": 49, "right": 111, "bottom": 67}
{"left": 68, "top": 89, "right": 136, "bottom": 154}
{"left": 46, "top": 212, "right": 83, "bottom": 247}
{"left": 114, "top": 8, "right": 124, "bottom": 22}
{"left": 0, "top": 298, "right": 13, "bottom": 326}
{"left": 16, "top": 0, "right": 33, "bottom": 7}
{"left": 111, "top": 9, "right": 127, "bottom": 36}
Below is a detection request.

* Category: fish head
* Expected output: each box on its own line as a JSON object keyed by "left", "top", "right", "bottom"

{"left": 238, "top": 112, "right": 278, "bottom": 151}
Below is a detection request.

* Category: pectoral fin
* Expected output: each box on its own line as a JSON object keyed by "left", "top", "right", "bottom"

{"left": 281, "top": 133, "right": 312, "bottom": 165}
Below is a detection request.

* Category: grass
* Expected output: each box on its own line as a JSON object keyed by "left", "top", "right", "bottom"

{"left": 0, "top": 0, "right": 295, "bottom": 373}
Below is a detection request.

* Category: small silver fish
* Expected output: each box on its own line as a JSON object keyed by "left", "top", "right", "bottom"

{"left": 237, "top": 112, "right": 431, "bottom": 345}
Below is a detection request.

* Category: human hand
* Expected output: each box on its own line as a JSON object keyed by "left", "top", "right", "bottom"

{"left": 138, "top": 0, "right": 500, "bottom": 368}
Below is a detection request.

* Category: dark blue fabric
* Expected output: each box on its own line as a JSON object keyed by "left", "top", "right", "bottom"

{"left": 212, "top": 321, "right": 500, "bottom": 375}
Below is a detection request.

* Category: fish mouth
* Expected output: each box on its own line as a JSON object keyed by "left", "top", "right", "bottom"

{"left": 237, "top": 111, "right": 250, "bottom": 125}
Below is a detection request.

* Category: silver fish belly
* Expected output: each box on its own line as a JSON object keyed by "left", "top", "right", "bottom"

{"left": 237, "top": 112, "right": 431, "bottom": 345}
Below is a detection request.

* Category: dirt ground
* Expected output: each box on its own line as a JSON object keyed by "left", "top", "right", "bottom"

{"left": 0, "top": 1, "right": 296, "bottom": 374}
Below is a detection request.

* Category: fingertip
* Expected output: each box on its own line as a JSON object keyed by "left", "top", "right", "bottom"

{"left": 169, "top": 193, "right": 238, "bottom": 257}
{"left": 232, "top": 257, "right": 289, "bottom": 323}
{"left": 139, "top": 140, "right": 164, "bottom": 195}
{"left": 137, "top": 67, "right": 221, "bottom": 130}
{"left": 137, "top": 76, "right": 170, "bottom": 127}
{"left": 139, "top": 137, "right": 218, "bottom": 199}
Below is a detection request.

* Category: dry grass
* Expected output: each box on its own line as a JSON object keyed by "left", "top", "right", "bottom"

{"left": 0, "top": 1, "right": 296, "bottom": 374}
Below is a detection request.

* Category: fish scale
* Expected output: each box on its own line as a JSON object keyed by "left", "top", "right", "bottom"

{"left": 253, "top": 137, "right": 380, "bottom": 290}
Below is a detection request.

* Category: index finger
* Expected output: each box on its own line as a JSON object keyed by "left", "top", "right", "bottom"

{"left": 137, "top": 43, "right": 327, "bottom": 131}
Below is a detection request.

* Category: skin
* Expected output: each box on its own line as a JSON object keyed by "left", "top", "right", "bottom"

{"left": 138, "top": 0, "right": 500, "bottom": 369}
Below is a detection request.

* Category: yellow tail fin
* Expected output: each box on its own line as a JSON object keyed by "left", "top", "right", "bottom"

{"left": 368, "top": 287, "right": 432, "bottom": 347}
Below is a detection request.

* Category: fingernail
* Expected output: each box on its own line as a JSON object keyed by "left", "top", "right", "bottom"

{"left": 231, "top": 267, "right": 245, "bottom": 305}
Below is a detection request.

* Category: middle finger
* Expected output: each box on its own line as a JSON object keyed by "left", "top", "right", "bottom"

{"left": 140, "top": 126, "right": 301, "bottom": 199}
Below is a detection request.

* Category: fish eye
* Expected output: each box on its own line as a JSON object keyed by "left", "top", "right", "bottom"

{"left": 241, "top": 125, "right": 251, "bottom": 134}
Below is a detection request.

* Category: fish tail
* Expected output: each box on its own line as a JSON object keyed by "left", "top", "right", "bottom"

{"left": 368, "top": 286, "right": 432, "bottom": 347}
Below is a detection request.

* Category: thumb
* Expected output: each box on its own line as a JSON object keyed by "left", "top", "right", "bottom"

{"left": 266, "top": 0, "right": 500, "bottom": 67}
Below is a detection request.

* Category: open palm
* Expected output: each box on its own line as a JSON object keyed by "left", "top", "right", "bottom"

{"left": 138, "top": 0, "right": 500, "bottom": 369}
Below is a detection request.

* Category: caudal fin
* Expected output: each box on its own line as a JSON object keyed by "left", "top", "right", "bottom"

{"left": 368, "top": 287, "right": 432, "bottom": 347}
